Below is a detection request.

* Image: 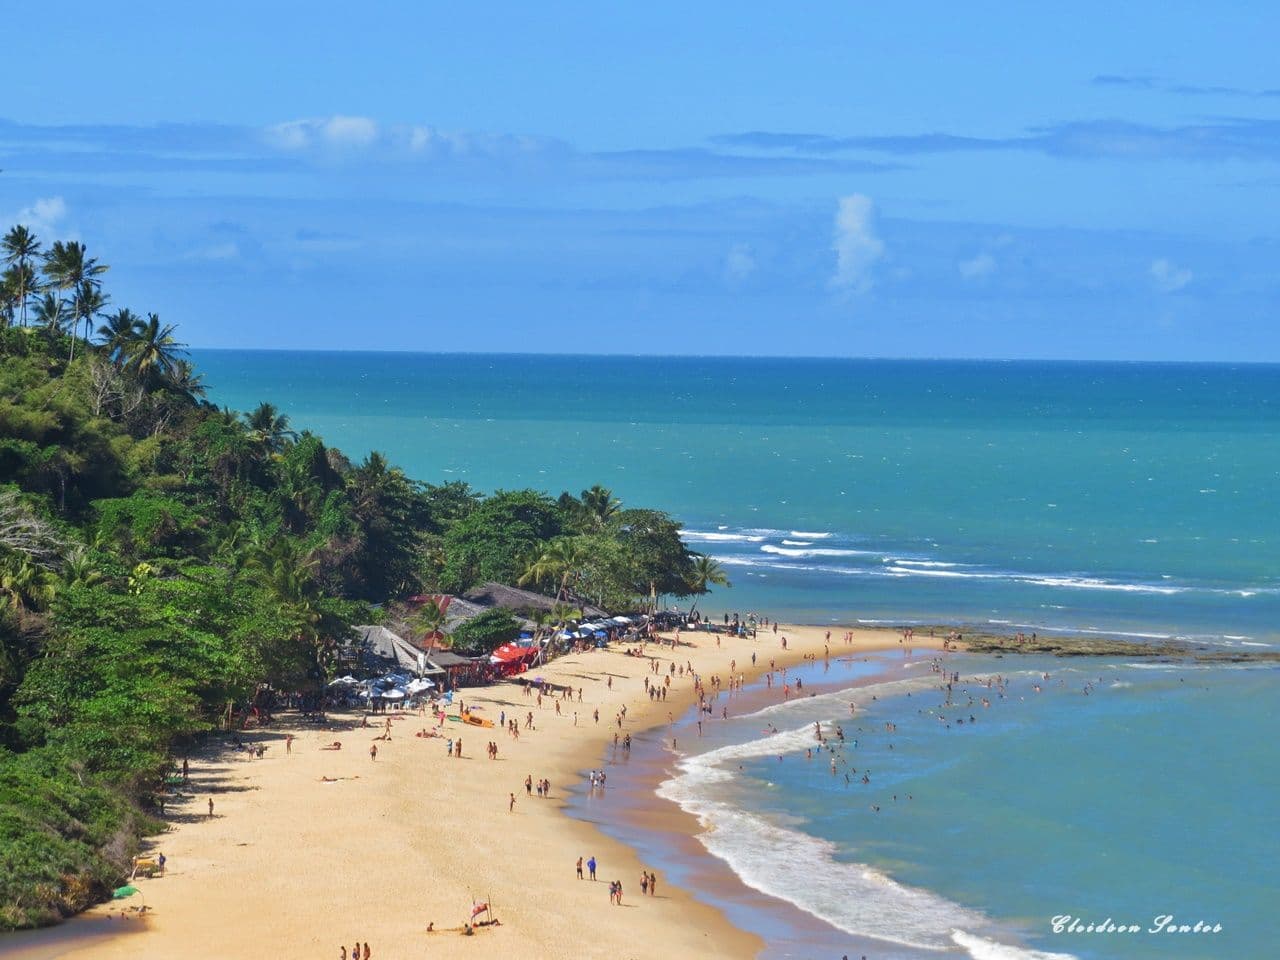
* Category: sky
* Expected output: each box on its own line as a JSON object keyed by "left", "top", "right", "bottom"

{"left": 3, "top": 1, "right": 1280, "bottom": 360}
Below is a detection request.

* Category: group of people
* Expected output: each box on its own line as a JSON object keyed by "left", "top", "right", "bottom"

{"left": 338, "top": 942, "right": 370, "bottom": 959}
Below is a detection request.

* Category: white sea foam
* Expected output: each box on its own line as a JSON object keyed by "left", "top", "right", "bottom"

{"left": 951, "top": 930, "right": 1078, "bottom": 960}
{"left": 660, "top": 711, "right": 1071, "bottom": 958}
{"left": 789, "top": 530, "right": 832, "bottom": 538}
{"left": 681, "top": 530, "right": 767, "bottom": 543}
{"left": 762, "top": 545, "right": 876, "bottom": 559}
{"left": 893, "top": 559, "right": 965, "bottom": 568}
{"left": 780, "top": 539, "right": 813, "bottom": 546}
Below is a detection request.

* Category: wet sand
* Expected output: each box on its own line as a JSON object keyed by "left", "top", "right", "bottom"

{"left": 32, "top": 624, "right": 942, "bottom": 960}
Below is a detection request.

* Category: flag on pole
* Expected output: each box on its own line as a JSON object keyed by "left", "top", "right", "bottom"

{"left": 471, "top": 902, "right": 489, "bottom": 918}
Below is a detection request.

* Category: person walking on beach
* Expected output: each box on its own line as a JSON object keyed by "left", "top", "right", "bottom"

{"left": 182, "top": 758, "right": 189, "bottom": 781}
{"left": 207, "top": 798, "right": 214, "bottom": 818}
{"left": 286, "top": 734, "right": 294, "bottom": 754}
{"left": 369, "top": 744, "right": 377, "bottom": 761}
{"left": 649, "top": 871, "right": 657, "bottom": 896}
{"left": 588, "top": 856, "right": 597, "bottom": 880}
{"left": 363, "top": 943, "right": 370, "bottom": 959}
{"left": 509, "top": 792, "right": 516, "bottom": 812}
{"left": 576, "top": 857, "right": 584, "bottom": 879}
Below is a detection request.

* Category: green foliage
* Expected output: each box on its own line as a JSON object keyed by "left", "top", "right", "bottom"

{"left": 92, "top": 492, "right": 203, "bottom": 559}
{"left": 448, "top": 607, "right": 521, "bottom": 657}
{"left": 0, "top": 224, "right": 728, "bottom": 930}
{"left": 439, "top": 489, "right": 564, "bottom": 592}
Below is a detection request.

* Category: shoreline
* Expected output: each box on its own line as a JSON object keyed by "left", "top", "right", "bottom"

{"left": 14, "top": 622, "right": 1266, "bottom": 959}
{"left": 570, "top": 647, "right": 940, "bottom": 960}
{"left": 18, "top": 624, "right": 940, "bottom": 960}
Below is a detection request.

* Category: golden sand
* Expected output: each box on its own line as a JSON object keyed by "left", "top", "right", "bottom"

{"left": 68, "top": 625, "right": 944, "bottom": 960}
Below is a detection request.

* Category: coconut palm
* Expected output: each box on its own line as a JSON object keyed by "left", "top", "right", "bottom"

{"left": 96, "top": 308, "right": 144, "bottom": 367}
{"left": 2, "top": 265, "right": 36, "bottom": 328}
{"left": 580, "top": 484, "right": 622, "bottom": 531}
{"left": 30, "top": 291, "right": 71, "bottom": 334}
{"left": 1, "top": 226, "right": 41, "bottom": 327}
{"left": 686, "top": 554, "right": 730, "bottom": 618}
{"left": 71, "top": 281, "right": 110, "bottom": 358}
{"left": 518, "top": 536, "right": 589, "bottom": 602}
{"left": 41, "top": 241, "right": 108, "bottom": 361}
{"left": 165, "top": 359, "right": 207, "bottom": 402}
{"left": 413, "top": 598, "right": 449, "bottom": 644}
{"left": 126, "top": 313, "right": 185, "bottom": 381}
{"left": 244, "top": 402, "right": 297, "bottom": 453}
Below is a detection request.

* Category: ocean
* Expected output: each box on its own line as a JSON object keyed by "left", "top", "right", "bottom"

{"left": 196, "top": 351, "right": 1280, "bottom": 644}
{"left": 586, "top": 650, "right": 1280, "bottom": 960}
{"left": 196, "top": 351, "right": 1279, "bottom": 958}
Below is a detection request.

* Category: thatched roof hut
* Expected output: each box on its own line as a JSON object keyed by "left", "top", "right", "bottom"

{"left": 461, "top": 581, "right": 607, "bottom": 620}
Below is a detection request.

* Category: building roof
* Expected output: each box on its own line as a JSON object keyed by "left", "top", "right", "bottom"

{"left": 461, "top": 581, "right": 607, "bottom": 619}
{"left": 349, "top": 625, "right": 424, "bottom": 673}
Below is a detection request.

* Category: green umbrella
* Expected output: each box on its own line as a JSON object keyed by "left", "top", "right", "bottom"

{"left": 112, "top": 885, "right": 140, "bottom": 899}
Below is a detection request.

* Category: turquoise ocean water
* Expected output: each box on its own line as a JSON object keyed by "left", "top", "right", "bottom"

{"left": 197, "top": 352, "right": 1279, "bottom": 958}
{"left": 196, "top": 351, "right": 1279, "bottom": 644}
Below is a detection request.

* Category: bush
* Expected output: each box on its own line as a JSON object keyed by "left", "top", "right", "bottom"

{"left": 448, "top": 608, "right": 521, "bottom": 657}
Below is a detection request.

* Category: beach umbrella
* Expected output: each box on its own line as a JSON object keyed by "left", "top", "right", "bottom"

{"left": 382, "top": 689, "right": 406, "bottom": 700}
{"left": 113, "top": 885, "right": 140, "bottom": 899}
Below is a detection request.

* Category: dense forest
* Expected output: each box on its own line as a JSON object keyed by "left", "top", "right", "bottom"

{"left": 0, "top": 227, "right": 727, "bottom": 929}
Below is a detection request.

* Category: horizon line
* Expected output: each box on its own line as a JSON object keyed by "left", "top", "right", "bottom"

{"left": 188, "top": 346, "right": 1280, "bottom": 367}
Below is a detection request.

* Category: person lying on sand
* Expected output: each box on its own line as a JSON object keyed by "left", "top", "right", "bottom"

{"left": 320, "top": 741, "right": 342, "bottom": 750}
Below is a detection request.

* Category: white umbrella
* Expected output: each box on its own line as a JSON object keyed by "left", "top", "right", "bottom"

{"left": 610, "top": 616, "right": 632, "bottom": 625}
{"left": 406, "top": 678, "right": 435, "bottom": 694}
{"left": 381, "top": 689, "right": 406, "bottom": 700}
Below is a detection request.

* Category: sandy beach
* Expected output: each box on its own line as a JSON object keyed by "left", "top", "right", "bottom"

{"left": 44, "top": 625, "right": 945, "bottom": 960}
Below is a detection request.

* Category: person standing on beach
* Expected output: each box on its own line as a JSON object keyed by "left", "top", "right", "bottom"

{"left": 509, "top": 792, "right": 516, "bottom": 812}
{"left": 576, "top": 857, "right": 584, "bottom": 879}
{"left": 588, "top": 856, "right": 597, "bottom": 880}
{"left": 182, "top": 758, "right": 189, "bottom": 781}
{"left": 286, "top": 734, "right": 294, "bottom": 754}
{"left": 649, "top": 872, "right": 657, "bottom": 896}
{"left": 369, "top": 744, "right": 377, "bottom": 761}
{"left": 207, "top": 798, "right": 214, "bottom": 818}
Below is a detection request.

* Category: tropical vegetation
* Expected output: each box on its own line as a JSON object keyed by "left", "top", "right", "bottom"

{"left": 0, "top": 224, "right": 729, "bottom": 930}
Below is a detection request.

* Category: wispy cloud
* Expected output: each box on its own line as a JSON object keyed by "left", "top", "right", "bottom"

{"left": 958, "top": 252, "right": 996, "bottom": 280}
{"left": 724, "top": 243, "right": 756, "bottom": 284}
{"left": 1091, "top": 74, "right": 1280, "bottom": 99}
{"left": 7, "top": 196, "right": 69, "bottom": 238}
{"left": 0, "top": 116, "right": 897, "bottom": 184}
{"left": 1150, "top": 258, "right": 1192, "bottom": 293}
{"left": 715, "top": 117, "right": 1280, "bottom": 163}
{"left": 830, "top": 194, "right": 884, "bottom": 293}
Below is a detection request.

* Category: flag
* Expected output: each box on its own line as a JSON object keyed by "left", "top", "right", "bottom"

{"left": 471, "top": 902, "right": 489, "bottom": 918}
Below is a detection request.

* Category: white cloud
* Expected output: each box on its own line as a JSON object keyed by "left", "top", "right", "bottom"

{"left": 724, "top": 243, "right": 756, "bottom": 283}
{"left": 830, "top": 194, "right": 884, "bottom": 292}
{"left": 1150, "top": 257, "right": 1191, "bottom": 293}
{"left": 322, "top": 115, "right": 379, "bottom": 147}
{"left": 10, "top": 196, "right": 68, "bottom": 237}
{"left": 265, "top": 115, "right": 379, "bottom": 150}
{"left": 182, "top": 242, "right": 241, "bottom": 262}
{"left": 959, "top": 252, "right": 997, "bottom": 280}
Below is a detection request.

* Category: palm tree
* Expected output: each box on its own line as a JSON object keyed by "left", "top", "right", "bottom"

{"left": 413, "top": 598, "right": 449, "bottom": 645}
{"left": 41, "top": 241, "right": 108, "bottom": 361}
{"left": 686, "top": 554, "right": 730, "bottom": 618}
{"left": 165, "top": 359, "right": 207, "bottom": 402}
{"left": 244, "top": 402, "right": 297, "bottom": 453}
{"left": 518, "top": 536, "right": 588, "bottom": 602}
{"left": 2, "top": 265, "right": 36, "bottom": 328}
{"left": 126, "top": 313, "right": 184, "bottom": 381}
{"left": 71, "top": 281, "right": 110, "bottom": 357}
{"left": 580, "top": 485, "right": 621, "bottom": 531}
{"left": 1, "top": 226, "right": 41, "bottom": 327}
{"left": 31, "top": 291, "right": 71, "bottom": 334}
{"left": 0, "top": 269, "right": 18, "bottom": 327}
{"left": 95, "top": 308, "right": 143, "bottom": 367}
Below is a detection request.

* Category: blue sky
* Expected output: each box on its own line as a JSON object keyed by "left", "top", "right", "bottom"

{"left": 4, "top": 1, "right": 1280, "bottom": 359}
